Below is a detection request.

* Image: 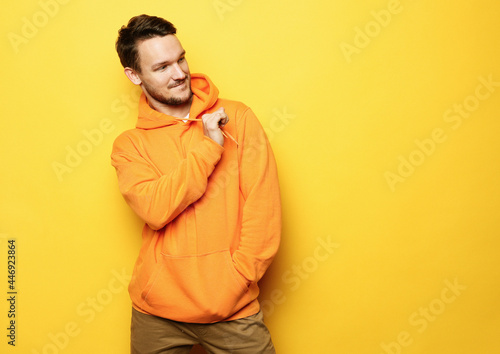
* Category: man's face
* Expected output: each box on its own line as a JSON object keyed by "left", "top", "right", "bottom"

{"left": 133, "top": 35, "right": 192, "bottom": 107}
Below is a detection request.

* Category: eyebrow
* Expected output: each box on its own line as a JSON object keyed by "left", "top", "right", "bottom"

{"left": 151, "top": 50, "right": 186, "bottom": 70}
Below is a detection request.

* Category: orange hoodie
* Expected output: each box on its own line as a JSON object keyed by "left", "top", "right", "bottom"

{"left": 111, "top": 73, "right": 281, "bottom": 323}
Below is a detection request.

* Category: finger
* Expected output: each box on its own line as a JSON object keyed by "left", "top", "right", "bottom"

{"left": 201, "top": 112, "right": 215, "bottom": 124}
{"left": 201, "top": 108, "right": 223, "bottom": 121}
{"left": 217, "top": 108, "right": 228, "bottom": 126}
{"left": 202, "top": 114, "right": 222, "bottom": 133}
{"left": 201, "top": 108, "right": 228, "bottom": 127}
{"left": 216, "top": 107, "right": 226, "bottom": 122}
{"left": 218, "top": 114, "right": 228, "bottom": 127}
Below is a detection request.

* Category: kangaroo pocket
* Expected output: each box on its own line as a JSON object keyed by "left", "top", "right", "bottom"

{"left": 139, "top": 249, "right": 250, "bottom": 322}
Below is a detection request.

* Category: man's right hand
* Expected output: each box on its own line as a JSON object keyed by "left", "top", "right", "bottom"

{"left": 201, "top": 107, "right": 228, "bottom": 146}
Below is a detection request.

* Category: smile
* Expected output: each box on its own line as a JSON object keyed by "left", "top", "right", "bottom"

{"left": 170, "top": 80, "right": 187, "bottom": 89}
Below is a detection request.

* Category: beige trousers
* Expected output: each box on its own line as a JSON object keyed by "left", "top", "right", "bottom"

{"left": 130, "top": 308, "right": 276, "bottom": 354}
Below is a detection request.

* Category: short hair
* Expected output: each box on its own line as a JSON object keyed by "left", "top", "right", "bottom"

{"left": 116, "top": 14, "right": 177, "bottom": 73}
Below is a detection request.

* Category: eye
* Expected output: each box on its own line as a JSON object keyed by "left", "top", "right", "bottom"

{"left": 178, "top": 57, "right": 185, "bottom": 63}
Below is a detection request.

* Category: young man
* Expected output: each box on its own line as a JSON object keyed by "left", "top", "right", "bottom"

{"left": 112, "top": 15, "right": 281, "bottom": 353}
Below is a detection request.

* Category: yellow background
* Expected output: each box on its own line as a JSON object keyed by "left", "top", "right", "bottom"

{"left": 1, "top": 0, "right": 499, "bottom": 353}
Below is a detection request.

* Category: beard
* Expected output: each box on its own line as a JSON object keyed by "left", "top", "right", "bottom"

{"left": 143, "top": 78, "right": 193, "bottom": 106}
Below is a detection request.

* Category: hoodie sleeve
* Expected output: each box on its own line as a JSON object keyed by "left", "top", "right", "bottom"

{"left": 111, "top": 134, "right": 224, "bottom": 230}
{"left": 232, "top": 108, "right": 282, "bottom": 284}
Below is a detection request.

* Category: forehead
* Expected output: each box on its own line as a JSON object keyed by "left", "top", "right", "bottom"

{"left": 137, "top": 35, "right": 184, "bottom": 68}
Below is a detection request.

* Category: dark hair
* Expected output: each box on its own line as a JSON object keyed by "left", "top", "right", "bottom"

{"left": 116, "top": 14, "right": 177, "bottom": 73}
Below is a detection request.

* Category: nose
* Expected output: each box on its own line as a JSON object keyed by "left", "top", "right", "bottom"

{"left": 171, "top": 63, "right": 186, "bottom": 80}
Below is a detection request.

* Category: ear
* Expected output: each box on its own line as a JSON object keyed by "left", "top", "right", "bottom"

{"left": 124, "top": 67, "right": 142, "bottom": 85}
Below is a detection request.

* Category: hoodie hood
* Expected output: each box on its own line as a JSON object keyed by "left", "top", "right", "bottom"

{"left": 136, "top": 73, "right": 219, "bottom": 130}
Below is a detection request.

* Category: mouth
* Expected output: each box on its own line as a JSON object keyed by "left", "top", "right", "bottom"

{"left": 170, "top": 79, "right": 188, "bottom": 89}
